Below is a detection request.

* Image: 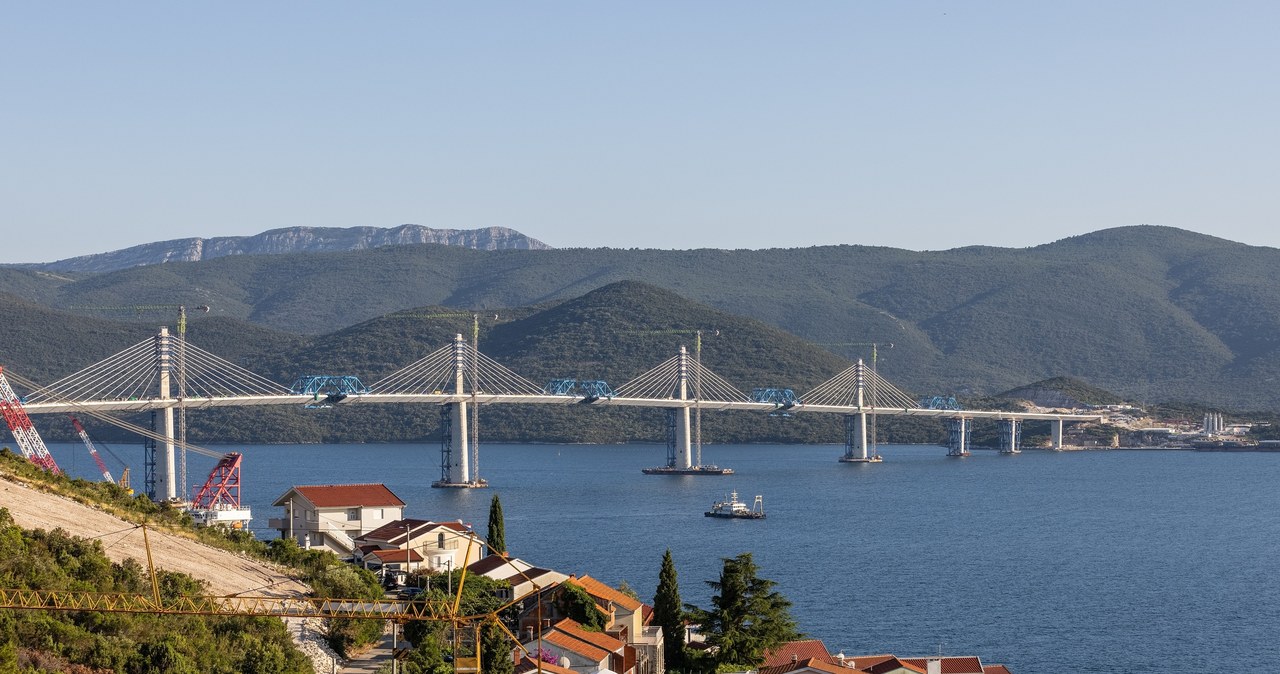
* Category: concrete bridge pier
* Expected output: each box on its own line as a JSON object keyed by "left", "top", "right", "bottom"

{"left": 434, "top": 334, "right": 482, "bottom": 488}
{"left": 1000, "top": 418, "right": 1022, "bottom": 454}
{"left": 155, "top": 327, "right": 179, "bottom": 502}
{"left": 676, "top": 346, "right": 694, "bottom": 469}
{"left": 838, "top": 413, "right": 881, "bottom": 463}
{"left": 1051, "top": 418, "right": 1065, "bottom": 451}
{"left": 947, "top": 417, "right": 971, "bottom": 457}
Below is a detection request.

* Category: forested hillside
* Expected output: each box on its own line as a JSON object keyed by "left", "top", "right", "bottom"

{"left": 3, "top": 225, "right": 1279, "bottom": 410}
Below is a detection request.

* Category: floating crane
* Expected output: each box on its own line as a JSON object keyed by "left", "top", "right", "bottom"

{"left": 0, "top": 366, "right": 61, "bottom": 474}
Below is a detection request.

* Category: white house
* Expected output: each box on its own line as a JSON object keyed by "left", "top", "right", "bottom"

{"left": 353, "top": 517, "right": 486, "bottom": 576}
{"left": 270, "top": 483, "right": 404, "bottom": 557}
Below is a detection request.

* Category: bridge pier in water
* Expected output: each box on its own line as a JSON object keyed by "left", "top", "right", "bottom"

{"left": 1051, "top": 418, "right": 1064, "bottom": 450}
{"left": 947, "top": 417, "right": 972, "bottom": 457}
{"left": 999, "top": 418, "right": 1022, "bottom": 454}
{"left": 434, "top": 334, "right": 485, "bottom": 488}
{"left": 838, "top": 361, "right": 882, "bottom": 463}
{"left": 839, "top": 412, "right": 881, "bottom": 463}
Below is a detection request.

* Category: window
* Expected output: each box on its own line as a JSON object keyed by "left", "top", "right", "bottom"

{"left": 347, "top": 508, "right": 360, "bottom": 521}
{"left": 438, "top": 533, "right": 446, "bottom": 549}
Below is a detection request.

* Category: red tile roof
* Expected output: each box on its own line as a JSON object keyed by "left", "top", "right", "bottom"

{"left": 762, "top": 639, "right": 837, "bottom": 668}
{"left": 358, "top": 518, "right": 478, "bottom": 546}
{"left": 553, "top": 618, "right": 624, "bottom": 654}
{"left": 542, "top": 629, "right": 609, "bottom": 662}
{"left": 572, "top": 575, "right": 644, "bottom": 612}
{"left": 367, "top": 548, "right": 424, "bottom": 563}
{"left": 276, "top": 483, "right": 404, "bottom": 508}
{"left": 982, "top": 666, "right": 1012, "bottom": 674}
{"left": 360, "top": 518, "right": 432, "bottom": 541}
{"left": 844, "top": 655, "right": 895, "bottom": 671}
{"left": 901, "top": 657, "right": 984, "bottom": 674}
{"left": 862, "top": 657, "right": 925, "bottom": 674}
{"left": 759, "top": 657, "right": 862, "bottom": 674}
{"left": 469, "top": 554, "right": 534, "bottom": 578}
{"left": 515, "top": 656, "right": 578, "bottom": 674}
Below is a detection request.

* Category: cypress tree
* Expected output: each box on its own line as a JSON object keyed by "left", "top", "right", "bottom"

{"left": 653, "top": 549, "right": 685, "bottom": 672}
{"left": 487, "top": 493, "right": 506, "bottom": 557}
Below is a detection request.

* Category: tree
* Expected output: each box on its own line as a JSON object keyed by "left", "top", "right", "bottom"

{"left": 557, "top": 582, "right": 607, "bottom": 631}
{"left": 480, "top": 620, "right": 515, "bottom": 674}
{"left": 487, "top": 494, "right": 506, "bottom": 557}
{"left": 687, "top": 553, "right": 800, "bottom": 669}
{"left": 653, "top": 549, "right": 685, "bottom": 672}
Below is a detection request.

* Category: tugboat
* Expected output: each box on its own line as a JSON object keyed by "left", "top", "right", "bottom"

{"left": 705, "top": 491, "right": 765, "bottom": 519}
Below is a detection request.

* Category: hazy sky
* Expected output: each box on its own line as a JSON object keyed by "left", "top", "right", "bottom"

{"left": 3, "top": 2, "right": 1277, "bottom": 263}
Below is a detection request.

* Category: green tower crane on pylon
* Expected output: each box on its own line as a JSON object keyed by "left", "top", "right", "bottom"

{"left": 72, "top": 304, "right": 211, "bottom": 499}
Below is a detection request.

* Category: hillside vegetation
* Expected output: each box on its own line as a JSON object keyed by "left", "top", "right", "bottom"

{"left": 3, "top": 225, "right": 1279, "bottom": 413}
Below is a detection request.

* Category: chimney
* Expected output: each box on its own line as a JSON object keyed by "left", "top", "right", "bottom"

{"left": 926, "top": 659, "right": 942, "bottom": 674}
{"left": 791, "top": 654, "right": 798, "bottom": 664}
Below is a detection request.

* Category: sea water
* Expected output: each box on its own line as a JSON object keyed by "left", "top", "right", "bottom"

{"left": 42, "top": 442, "right": 1280, "bottom": 674}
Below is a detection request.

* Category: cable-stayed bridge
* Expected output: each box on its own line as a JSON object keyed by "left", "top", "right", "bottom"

{"left": 12, "top": 328, "right": 1101, "bottom": 499}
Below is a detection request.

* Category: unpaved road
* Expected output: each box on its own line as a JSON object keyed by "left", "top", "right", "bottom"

{"left": 0, "top": 476, "right": 307, "bottom": 597}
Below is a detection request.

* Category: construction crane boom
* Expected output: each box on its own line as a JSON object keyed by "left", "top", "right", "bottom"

{"left": 0, "top": 366, "right": 61, "bottom": 474}
{"left": 69, "top": 416, "right": 114, "bottom": 483}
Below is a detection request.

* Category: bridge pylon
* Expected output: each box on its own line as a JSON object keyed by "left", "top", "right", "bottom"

{"left": 947, "top": 417, "right": 972, "bottom": 457}
{"left": 838, "top": 360, "right": 883, "bottom": 463}
{"left": 155, "top": 327, "right": 179, "bottom": 501}
{"left": 640, "top": 342, "right": 735, "bottom": 475}
{"left": 433, "top": 334, "right": 487, "bottom": 489}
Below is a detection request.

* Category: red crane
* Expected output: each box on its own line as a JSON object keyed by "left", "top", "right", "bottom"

{"left": 69, "top": 416, "right": 115, "bottom": 483}
{"left": 0, "top": 366, "right": 61, "bottom": 474}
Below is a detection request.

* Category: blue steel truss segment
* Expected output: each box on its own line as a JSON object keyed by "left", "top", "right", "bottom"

{"left": 752, "top": 388, "right": 798, "bottom": 405}
{"left": 919, "top": 395, "right": 961, "bottom": 411}
{"left": 289, "top": 375, "right": 370, "bottom": 396}
{"left": 577, "top": 380, "right": 614, "bottom": 399}
{"left": 546, "top": 379, "right": 577, "bottom": 395}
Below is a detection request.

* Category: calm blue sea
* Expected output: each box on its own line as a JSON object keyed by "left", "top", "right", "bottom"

{"left": 41, "top": 441, "right": 1280, "bottom": 674}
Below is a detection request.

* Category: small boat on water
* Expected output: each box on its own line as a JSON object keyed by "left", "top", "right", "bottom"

{"left": 705, "top": 491, "right": 765, "bottom": 519}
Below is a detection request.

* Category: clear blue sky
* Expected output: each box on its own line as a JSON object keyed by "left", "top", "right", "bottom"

{"left": 3, "top": 2, "right": 1277, "bottom": 263}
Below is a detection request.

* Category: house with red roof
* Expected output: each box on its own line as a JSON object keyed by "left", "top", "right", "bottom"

{"left": 520, "top": 618, "right": 634, "bottom": 674}
{"left": 517, "top": 575, "right": 663, "bottom": 674}
{"left": 270, "top": 483, "right": 404, "bottom": 556}
{"left": 353, "top": 517, "right": 486, "bottom": 577}
{"left": 467, "top": 554, "right": 568, "bottom": 603}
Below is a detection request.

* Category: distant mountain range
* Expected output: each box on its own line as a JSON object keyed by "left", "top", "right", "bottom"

{"left": 1, "top": 224, "right": 1278, "bottom": 413}
{"left": 17, "top": 225, "right": 551, "bottom": 273}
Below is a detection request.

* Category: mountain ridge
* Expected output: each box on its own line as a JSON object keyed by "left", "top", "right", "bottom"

{"left": 2, "top": 225, "right": 1278, "bottom": 409}
{"left": 19, "top": 224, "right": 551, "bottom": 273}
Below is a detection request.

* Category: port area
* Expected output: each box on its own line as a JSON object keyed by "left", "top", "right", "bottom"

{"left": 641, "top": 465, "right": 734, "bottom": 475}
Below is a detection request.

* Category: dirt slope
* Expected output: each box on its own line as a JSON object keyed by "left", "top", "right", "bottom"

{"left": 0, "top": 477, "right": 307, "bottom": 597}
